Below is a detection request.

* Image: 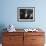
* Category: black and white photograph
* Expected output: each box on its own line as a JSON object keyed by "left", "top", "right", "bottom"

{"left": 17, "top": 7, "right": 35, "bottom": 22}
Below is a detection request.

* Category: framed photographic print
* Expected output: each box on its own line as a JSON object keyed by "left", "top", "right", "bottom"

{"left": 17, "top": 7, "right": 35, "bottom": 22}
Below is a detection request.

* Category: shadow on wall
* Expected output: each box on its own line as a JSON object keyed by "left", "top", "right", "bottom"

{"left": 0, "top": 24, "right": 7, "bottom": 43}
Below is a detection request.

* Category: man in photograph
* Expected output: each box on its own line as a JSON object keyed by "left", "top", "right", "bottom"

{"left": 20, "top": 9, "right": 33, "bottom": 19}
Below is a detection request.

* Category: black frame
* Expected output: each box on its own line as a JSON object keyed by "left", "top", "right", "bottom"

{"left": 17, "top": 7, "right": 35, "bottom": 22}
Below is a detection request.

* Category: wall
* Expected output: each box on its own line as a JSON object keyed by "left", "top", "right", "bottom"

{"left": 0, "top": 0, "right": 46, "bottom": 30}
{"left": 0, "top": 0, "right": 46, "bottom": 44}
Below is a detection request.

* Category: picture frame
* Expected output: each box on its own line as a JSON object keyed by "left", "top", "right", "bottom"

{"left": 17, "top": 7, "right": 35, "bottom": 22}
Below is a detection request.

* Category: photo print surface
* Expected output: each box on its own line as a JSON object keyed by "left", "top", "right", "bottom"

{"left": 17, "top": 7, "right": 35, "bottom": 22}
